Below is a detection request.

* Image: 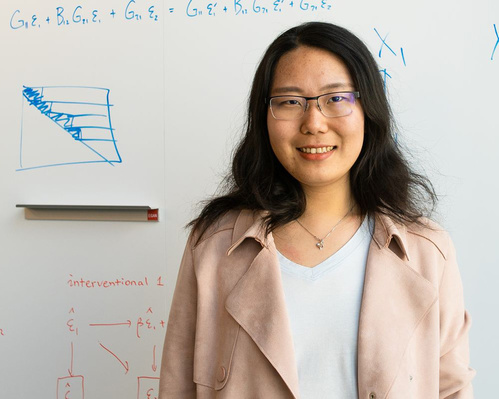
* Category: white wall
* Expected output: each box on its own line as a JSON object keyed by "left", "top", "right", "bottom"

{"left": 1, "top": 0, "right": 497, "bottom": 397}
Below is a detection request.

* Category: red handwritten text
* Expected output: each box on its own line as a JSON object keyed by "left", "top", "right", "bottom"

{"left": 67, "top": 274, "right": 150, "bottom": 288}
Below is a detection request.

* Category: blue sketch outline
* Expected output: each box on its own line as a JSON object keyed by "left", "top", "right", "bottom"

{"left": 19, "top": 92, "right": 25, "bottom": 167}
{"left": 492, "top": 24, "right": 498, "bottom": 61}
{"left": 18, "top": 85, "right": 122, "bottom": 171}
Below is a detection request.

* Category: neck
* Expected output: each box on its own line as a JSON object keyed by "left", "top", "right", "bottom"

{"left": 301, "top": 182, "right": 356, "bottom": 219}
{"left": 298, "top": 181, "right": 359, "bottom": 236}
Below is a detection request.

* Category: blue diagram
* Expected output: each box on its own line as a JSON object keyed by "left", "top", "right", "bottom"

{"left": 18, "top": 85, "right": 121, "bottom": 171}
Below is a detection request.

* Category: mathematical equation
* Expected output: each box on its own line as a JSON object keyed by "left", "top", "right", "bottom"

{"left": 9, "top": 1, "right": 160, "bottom": 30}
{"left": 68, "top": 307, "right": 166, "bottom": 339}
{"left": 9, "top": 0, "right": 333, "bottom": 31}
{"left": 493, "top": 23, "right": 498, "bottom": 61}
{"left": 182, "top": 0, "right": 333, "bottom": 17}
{"left": 372, "top": 27, "right": 407, "bottom": 91}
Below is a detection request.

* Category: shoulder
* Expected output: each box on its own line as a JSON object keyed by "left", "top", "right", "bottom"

{"left": 373, "top": 212, "right": 453, "bottom": 263}
{"left": 189, "top": 209, "right": 261, "bottom": 250}
{"left": 405, "top": 217, "right": 453, "bottom": 261}
{"left": 374, "top": 213, "right": 457, "bottom": 286}
{"left": 188, "top": 210, "right": 240, "bottom": 249}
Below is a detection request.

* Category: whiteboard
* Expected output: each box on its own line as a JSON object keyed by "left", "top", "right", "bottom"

{"left": 1, "top": 0, "right": 497, "bottom": 397}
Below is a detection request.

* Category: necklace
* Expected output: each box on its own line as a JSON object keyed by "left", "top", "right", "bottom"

{"left": 295, "top": 204, "right": 355, "bottom": 250}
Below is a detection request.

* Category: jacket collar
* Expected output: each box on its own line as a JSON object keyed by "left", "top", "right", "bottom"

{"left": 227, "top": 209, "right": 411, "bottom": 261}
{"left": 372, "top": 213, "right": 411, "bottom": 261}
{"left": 227, "top": 209, "right": 269, "bottom": 255}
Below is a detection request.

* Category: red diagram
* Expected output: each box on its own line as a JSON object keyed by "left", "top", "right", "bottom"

{"left": 57, "top": 375, "right": 85, "bottom": 399}
{"left": 59, "top": 308, "right": 162, "bottom": 397}
{"left": 137, "top": 376, "right": 160, "bottom": 399}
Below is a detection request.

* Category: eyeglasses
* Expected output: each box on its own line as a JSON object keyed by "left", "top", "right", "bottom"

{"left": 267, "top": 91, "right": 360, "bottom": 121}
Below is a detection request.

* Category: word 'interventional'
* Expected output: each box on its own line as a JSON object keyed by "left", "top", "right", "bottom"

{"left": 67, "top": 274, "right": 165, "bottom": 288}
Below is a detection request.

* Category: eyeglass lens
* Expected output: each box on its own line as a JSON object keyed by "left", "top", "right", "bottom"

{"left": 270, "top": 92, "right": 357, "bottom": 120}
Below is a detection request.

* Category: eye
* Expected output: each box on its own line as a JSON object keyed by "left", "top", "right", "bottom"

{"left": 277, "top": 98, "right": 302, "bottom": 107}
{"left": 326, "top": 95, "right": 345, "bottom": 104}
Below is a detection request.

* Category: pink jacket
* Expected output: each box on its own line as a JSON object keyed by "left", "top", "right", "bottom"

{"left": 159, "top": 210, "right": 475, "bottom": 398}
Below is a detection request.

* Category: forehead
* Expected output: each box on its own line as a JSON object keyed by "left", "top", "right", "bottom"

{"left": 271, "top": 46, "right": 354, "bottom": 92}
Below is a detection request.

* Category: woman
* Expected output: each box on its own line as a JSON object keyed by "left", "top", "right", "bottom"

{"left": 159, "top": 22, "right": 475, "bottom": 398}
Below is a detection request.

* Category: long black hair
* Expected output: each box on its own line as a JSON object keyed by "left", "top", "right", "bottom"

{"left": 189, "top": 22, "right": 437, "bottom": 238}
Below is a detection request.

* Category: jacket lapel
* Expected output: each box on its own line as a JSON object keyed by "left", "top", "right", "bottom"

{"left": 225, "top": 210, "right": 300, "bottom": 399}
{"left": 357, "top": 214, "right": 437, "bottom": 398}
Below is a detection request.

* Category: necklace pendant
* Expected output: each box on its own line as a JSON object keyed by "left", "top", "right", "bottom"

{"left": 316, "top": 240, "right": 324, "bottom": 250}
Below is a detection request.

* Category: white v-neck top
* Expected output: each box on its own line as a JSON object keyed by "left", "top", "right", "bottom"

{"left": 277, "top": 215, "right": 373, "bottom": 399}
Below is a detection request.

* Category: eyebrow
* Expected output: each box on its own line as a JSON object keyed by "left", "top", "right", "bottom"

{"left": 271, "top": 82, "right": 354, "bottom": 95}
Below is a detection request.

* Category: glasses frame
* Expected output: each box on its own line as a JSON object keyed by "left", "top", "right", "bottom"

{"left": 266, "top": 91, "right": 361, "bottom": 120}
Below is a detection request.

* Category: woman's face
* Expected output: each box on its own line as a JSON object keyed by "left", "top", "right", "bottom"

{"left": 267, "top": 46, "right": 365, "bottom": 191}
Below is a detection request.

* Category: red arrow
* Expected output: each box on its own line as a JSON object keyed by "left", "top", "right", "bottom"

{"left": 67, "top": 342, "right": 74, "bottom": 377}
{"left": 89, "top": 320, "right": 131, "bottom": 327}
{"left": 152, "top": 345, "right": 157, "bottom": 372}
{"left": 99, "top": 343, "right": 129, "bottom": 374}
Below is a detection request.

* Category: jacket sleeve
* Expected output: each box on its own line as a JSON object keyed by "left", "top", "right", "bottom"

{"left": 439, "top": 233, "right": 476, "bottom": 398}
{"left": 159, "top": 233, "right": 198, "bottom": 398}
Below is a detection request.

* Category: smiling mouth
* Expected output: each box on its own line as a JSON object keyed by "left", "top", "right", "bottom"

{"left": 297, "top": 146, "right": 337, "bottom": 154}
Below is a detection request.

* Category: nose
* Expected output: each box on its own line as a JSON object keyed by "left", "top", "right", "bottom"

{"left": 300, "top": 100, "right": 328, "bottom": 135}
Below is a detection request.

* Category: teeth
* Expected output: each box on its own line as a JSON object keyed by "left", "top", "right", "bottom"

{"left": 299, "top": 146, "right": 334, "bottom": 154}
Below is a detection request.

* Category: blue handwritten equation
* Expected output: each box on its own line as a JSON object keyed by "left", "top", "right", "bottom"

{"left": 492, "top": 24, "right": 498, "bottom": 61}
{"left": 9, "top": 1, "right": 160, "bottom": 30}
{"left": 184, "top": 0, "right": 332, "bottom": 17}
{"left": 373, "top": 28, "right": 407, "bottom": 90}
{"left": 9, "top": 0, "right": 333, "bottom": 29}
